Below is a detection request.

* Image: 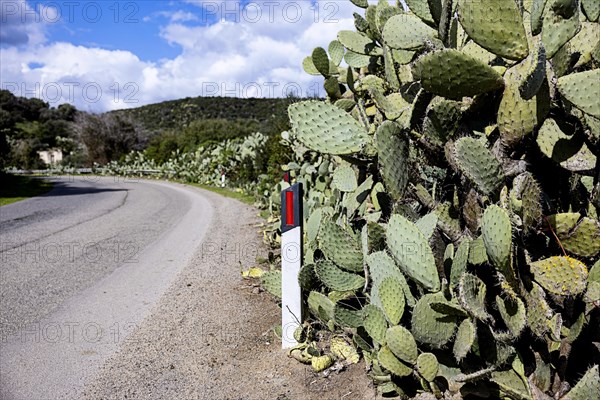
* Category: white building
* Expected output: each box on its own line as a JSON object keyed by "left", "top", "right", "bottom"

{"left": 38, "top": 149, "right": 63, "bottom": 165}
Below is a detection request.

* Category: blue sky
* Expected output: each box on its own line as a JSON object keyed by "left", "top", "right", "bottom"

{"left": 1, "top": 0, "right": 360, "bottom": 112}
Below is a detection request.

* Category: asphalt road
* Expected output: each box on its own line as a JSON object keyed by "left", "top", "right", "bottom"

{"left": 0, "top": 176, "right": 213, "bottom": 400}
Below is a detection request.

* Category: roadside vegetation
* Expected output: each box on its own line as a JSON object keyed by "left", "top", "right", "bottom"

{"left": 0, "top": 173, "right": 53, "bottom": 206}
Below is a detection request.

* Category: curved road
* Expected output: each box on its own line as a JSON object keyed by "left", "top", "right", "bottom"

{"left": 0, "top": 176, "right": 213, "bottom": 400}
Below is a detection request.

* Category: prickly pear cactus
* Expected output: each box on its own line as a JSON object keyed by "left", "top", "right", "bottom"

{"left": 270, "top": 0, "right": 600, "bottom": 398}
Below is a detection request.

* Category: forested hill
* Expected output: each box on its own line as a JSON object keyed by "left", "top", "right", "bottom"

{"left": 111, "top": 96, "right": 296, "bottom": 133}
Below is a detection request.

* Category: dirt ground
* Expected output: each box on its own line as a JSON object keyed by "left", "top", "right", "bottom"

{"left": 83, "top": 186, "right": 380, "bottom": 400}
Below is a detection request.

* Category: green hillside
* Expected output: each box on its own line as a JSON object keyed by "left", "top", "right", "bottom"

{"left": 111, "top": 96, "right": 296, "bottom": 133}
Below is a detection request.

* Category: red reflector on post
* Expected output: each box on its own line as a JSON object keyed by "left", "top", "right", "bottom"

{"left": 286, "top": 191, "right": 295, "bottom": 226}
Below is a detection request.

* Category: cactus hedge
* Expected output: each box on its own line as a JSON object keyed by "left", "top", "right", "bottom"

{"left": 271, "top": 0, "right": 600, "bottom": 398}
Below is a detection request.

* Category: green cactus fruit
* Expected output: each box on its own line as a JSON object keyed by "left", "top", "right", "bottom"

{"left": 288, "top": 101, "right": 369, "bottom": 155}
{"left": 314, "top": 260, "right": 365, "bottom": 292}
{"left": 319, "top": 220, "right": 364, "bottom": 272}
{"left": 557, "top": 69, "right": 600, "bottom": 118}
{"left": 332, "top": 166, "right": 358, "bottom": 192}
{"left": 367, "top": 251, "right": 416, "bottom": 307}
{"left": 459, "top": 273, "right": 491, "bottom": 322}
{"left": 524, "top": 282, "right": 553, "bottom": 338}
{"left": 379, "top": 277, "right": 406, "bottom": 325}
{"left": 482, "top": 205, "right": 516, "bottom": 284}
{"left": 412, "top": 49, "right": 505, "bottom": 99}
{"left": 334, "top": 303, "right": 363, "bottom": 328}
{"left": 451, "top": 239, "right": 470, "bottom": 291}
{"left": 490, "top": 370, "right": 532, "bottom": 400}
{"left": 386, "top": 325, "right": 418, "bottom": 364}
{"left": 386, "top": 214, "right": 440, "bottom": 292}
{"left": 375, "top": 121, "right": 409, "bottom": 200}
{"left": 311, "top": 354, "right": 334, "bottom": 372}
{"left": 417, "top": 353, "right": 439, "bottom": 382}
{"left": 549, "top": 214, "right": 600, "bottom": 257}
{"left": 453, "top": 318, "right": 476, "bottom": 362}
{"left": 542, "top": 0, "right": 581, "bottom": 58}
{"left": 308, "top": 291, "right": 335, "bottom": 322}
{"left": 382, "top": 14, "right": 439, "bottom": 51}
{"left": 582, "top": 0, "right": 600, "bottom": 21}
{"left": 378, "top": 345, "right": 413, "bottom": 377}
{"left": 519, "top": 42, "right": 547, "bottom": 100}
{"left": 496, "top": 295, "right": 527, "bottom": 338}
{"left": 328, "top": 40, "right": 345, "bottom": 66}
{"left": 261, "top": 270, "right": 282, "bottom": 298}
{"left": 411, "top": 292, "right": 457, "bottom": 348}
{"left": 562, "top": 365, "right": 600, "bottom": 400}
{"left": 530, "top": 256, "right": 588, "bottom": 296}
{"left": 337, "top": 30, "right": 383, "bottom": 56}
{"left": 458, "top": 0, "right": 529, "bottom": 60}
{"left": 312, "top": 47, "right": 331, "bottom": 77}
{"left": 363, "top": 304, "right": 388, "bottom": 345}
{"left": 298, "top": 264, "right": 318, "bottom": 291}
{"left": 498, "top": 56, "right": 550, "bottom": 147}
{"left": 537, "top": 118, "right": 597, "bottom": 172}
{"left": 454, "top": 137, "right": 505, "bottom": 195}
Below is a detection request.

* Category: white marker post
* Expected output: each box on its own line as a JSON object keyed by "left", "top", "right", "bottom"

{"left": 281, "top": 182, "right": 303, "bottom": 349}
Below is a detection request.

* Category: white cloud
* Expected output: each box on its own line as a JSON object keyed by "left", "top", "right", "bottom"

{"left": 1, "top": 0, "right": 362, "bottom": 112}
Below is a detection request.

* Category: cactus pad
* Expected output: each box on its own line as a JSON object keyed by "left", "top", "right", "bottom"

{"left": 498, "top": 57, "right": 550, "bottom": 146}
{"left": 537, "top": 118, "right": 597, "bottom": 172}
{"left": 375, "top": 121, "right": 409, "bottom": 200}
{"left": 378, "top": 346, "right": 413, "bottom": 377}
{"left": 382, "top": 14, "right": 439, "bottom": 50}
{"left": 308, "top": 291, "right": 334, "bottom": 322}
{"left": 417, "top": 352, "right": 439, "bottom": 382}
{"left": 557, "top": 69, "right": 600, "bottom": 118}
{"left": 530, "top": 256, "right": 588, "bottom": 296}
{"left": 496, "top": 295, "right": 527, "bottom": 338}
{"left": 319, "top": 220, "right": 364, "bottom": 272}
{"left": 311, "top": 354, "right": 334, "bottom": 372}
{"left": 261, "top": 270, "right": 282, "bottom": 298}
{"left": 457, "top": 0, "right": 529, "bottom": 60}
{"left": 338, "top": 30, "right": 382, "bottom": 56}
{"left": 363, "top": 304, "right": 388, "bottom": 345}
{"left": 549, "top": 214, "right": 600, "bottom": 257}
{"left": 386, "top": 325, "right": 418, "bottom": 364}
{"left": 334, "top": 303, "right": 363, "bottom": 328}
{"left": 412, "top": 49, "right": 505, "bottom": 99}
{"left": 367, "top": 251, "right": 416, "bottom": 308}
{"left": 481, "top": 205, "right": 515, "bottom": 283}
{"left": 288, "top": 101, "right": 369, "bottom": 155}
{"left": 454, "top": 137, "right": 505, "bottom": 195}
{"left": 315, "top": 260, "right": 365, "bottom": 292}
{"left": 459, "top": 273, "right": 491, "bottom": 322}
{"left": 453, "top": 318, "right": 476, "bottom": 361}
{"left": 379, "top": 277, "right": 406, "bottom": 325}
{"left": 542, "top": 0, "right": 581, "bottom": 58}
{"left": 332, "top": 166, "right": 358, "bottom": 192}
{"left": 563, "top": 365, "right": 600, "bottom": 400}
{"left": 386, "top": 214, "right": 440, "bottom": 292}
{"left": 411, "top": 293, "right": 457, "bottom": 348}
